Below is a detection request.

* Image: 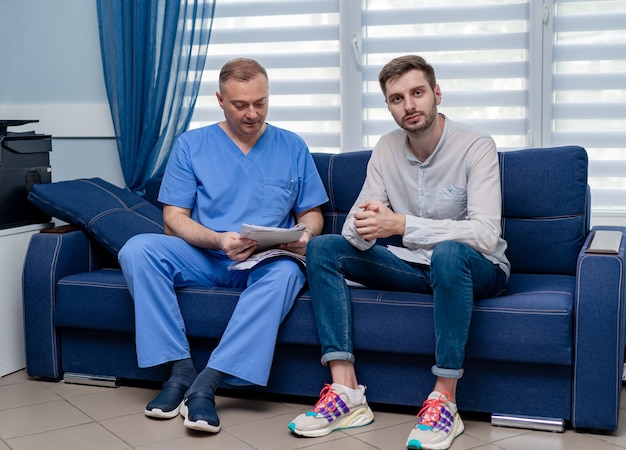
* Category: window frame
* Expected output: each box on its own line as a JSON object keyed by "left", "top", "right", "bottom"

{"left": 189, "top": 0, "right": 626, "bottom": 219}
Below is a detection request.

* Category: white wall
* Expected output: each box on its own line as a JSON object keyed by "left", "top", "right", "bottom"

{"left": 0, "top": 0, "right": 124, "bottom": 187}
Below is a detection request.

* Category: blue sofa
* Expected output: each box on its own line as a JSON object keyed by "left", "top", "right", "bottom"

{"left": 22, "top": 146, "right": 626, "bottom": 433}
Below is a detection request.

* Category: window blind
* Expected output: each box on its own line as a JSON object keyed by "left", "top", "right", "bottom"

{"left": 189, "top": 0, "right": 626, "bottom": 215}
{"left": 360, "top": 0, "right": 531, "bottom": 151}
{"left": 188, "top": 0, "right": 341, "bottom": 152}
{"left": 550, "top": 0, "right": 626, "bottom": 212}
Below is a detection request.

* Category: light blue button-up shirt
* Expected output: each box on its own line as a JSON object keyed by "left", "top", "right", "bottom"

{"left": 342, "top": 116, "right": 510, "bottom": 278}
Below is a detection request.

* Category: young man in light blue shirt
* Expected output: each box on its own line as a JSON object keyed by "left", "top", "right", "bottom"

{"left": 289, "top": 55, "right": 509, "bottom": 450}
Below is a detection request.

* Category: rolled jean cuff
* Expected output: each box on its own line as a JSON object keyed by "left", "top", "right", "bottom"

{"left": 321, "top": 351, "right": 355, "bottom": 366}
{"left": 431, "top": 365, "right": 464, "bottom": 379}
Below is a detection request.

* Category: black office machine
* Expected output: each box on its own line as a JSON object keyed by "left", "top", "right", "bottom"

{"left": 0, "top": 120, "right": 52, "bottom": 229}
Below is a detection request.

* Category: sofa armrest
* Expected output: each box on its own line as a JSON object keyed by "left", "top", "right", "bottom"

{"left": 573, "top": 226, "right": 626, "bottom": 431}
{"left": 22, "top": 227, "right": 108, "bottom": 379}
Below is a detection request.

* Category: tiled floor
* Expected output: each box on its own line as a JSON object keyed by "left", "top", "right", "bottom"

{"left": 1, "top": 369, "right": 626, "bottom": 450}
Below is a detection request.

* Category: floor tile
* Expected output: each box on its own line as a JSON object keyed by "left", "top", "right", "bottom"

{"left": 99, "top": 412, "right": 189, "bottom": 448}
{"left": 1, "top": 370, "right": 626, "bottom": 450}
{"left": 227, "top": 411, "right": 348, "bottom": 450}
{"left": 0, "top": 380, "right": 61, "bottom": 411}
{"left": 340, "top": 409, "right": 416, "bottom": 436}
{"left": 298, "top": 436, "right": 384, "bottom": 449}
{"left": 347, "top": 421, "right": 427, "bottom": 450}
{"left": 464, "top": 446, "right": 509, "bottom": 450}
{"left": 67, "top": 385, "right": 156, "bottom": 421}
{"left": 494, "top": 429, "right": 625, "bottom": 450}
{"left": 4, "top": 422, "right": 130, "bottom": 450}
{"left": 0, "top": 369, "right": 29, "bottom": 386}
{"left": 0, "top": 399, "right": 92, "bottom": 440}
{"left": 351, "top": 419, "right": 487, "bottom": 450}
{"left": 463, "top": 416, "right": 533, "bottom": 443}
{"left": 215, "top": 395, "right": 302, "bottom": 427}
{"left": 133, "top": 432, "right": 255, "bottom": 450}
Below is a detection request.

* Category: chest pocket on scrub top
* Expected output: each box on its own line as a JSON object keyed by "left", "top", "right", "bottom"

{"left": 262, "top": 177, "right": 297, "bottom": 218}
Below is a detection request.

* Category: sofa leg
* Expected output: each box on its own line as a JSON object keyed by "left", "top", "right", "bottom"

{"left": 491, "top": 414, "right": 565, "bottom": 432}
{"left": 63, "top": 372, "right": 118, "bottom": 388}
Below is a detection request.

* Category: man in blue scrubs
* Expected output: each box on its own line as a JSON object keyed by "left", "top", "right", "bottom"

{"left": 118, "top": 58, "right": 328, "bottom": 433}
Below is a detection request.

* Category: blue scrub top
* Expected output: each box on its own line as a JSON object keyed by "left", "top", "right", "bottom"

{"left": 159, "top": 123, "right": 328, "bottom": 232}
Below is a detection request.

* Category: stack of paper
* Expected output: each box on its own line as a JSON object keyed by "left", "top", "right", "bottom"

{"left": 228, "top": 223, "right": 308, "bottom": 271}
{"left": 239, "top": 223, "right": 305, "bottom": 251}
{"left": 228, "top": 248, "right": 306, "bottom": 271}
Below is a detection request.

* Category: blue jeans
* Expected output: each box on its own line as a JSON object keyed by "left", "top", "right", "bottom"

{"left": 306, "top": 235, "right": 508, "bottom": 379}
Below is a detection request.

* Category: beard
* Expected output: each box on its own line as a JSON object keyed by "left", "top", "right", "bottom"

{"left": 396, "top": 98, "right": 438, "bottom": 136}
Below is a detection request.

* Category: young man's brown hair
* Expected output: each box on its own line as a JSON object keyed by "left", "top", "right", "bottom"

{"left": 378, "top": 55, "right": 437, "bottom": 95}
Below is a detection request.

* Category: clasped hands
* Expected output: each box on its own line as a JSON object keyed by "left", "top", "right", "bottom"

{"left": 354, "top": 200, "right": 404, "bottom": 241}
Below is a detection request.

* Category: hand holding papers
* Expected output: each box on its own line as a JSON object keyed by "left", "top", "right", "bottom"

{"left": 239, "top": 223, "right": 306, "bottom": 252}
{"left": 229, "top": 223, "right": 307, "bottom": 271}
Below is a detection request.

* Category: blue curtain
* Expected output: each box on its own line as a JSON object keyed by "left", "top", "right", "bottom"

{"left": 96, "top": 0, "right": 215, "bottom": 193}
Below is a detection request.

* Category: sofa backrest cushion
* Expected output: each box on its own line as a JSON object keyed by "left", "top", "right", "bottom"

{"left": 312, "top": 146, "right": 589, "bottom": 276}
{"left": 145, "top": 176, "right": 164, "bottom": 210}
{"left": 29, "top": 178, "right": 164, "bottom": 255}
{"left": 499, "top": 146, "right": 589, "bottom": 275}
{"left": 41, "top": 146, "right": 587, "bottom": 271}
{"left": 312, "top": 151, "right": 370, "bottom": 235}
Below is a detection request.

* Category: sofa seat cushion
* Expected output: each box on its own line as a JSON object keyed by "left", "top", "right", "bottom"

{"left": 28, "top": 177, "right": 164, "bottom": 255}
{"left": 55, "top": 269, "right": 241, "bottom": 338}
{"left": 283, "top": 274, "right": 574, "bottom": 366}
{"left": 466, "top": 273, "right": 575, "bottom": 365}
{"left": 54, "top": 270, "right": 575, "bottom": 366}
{"left": 55, "top": 269, "right": 136, "bottom": 332}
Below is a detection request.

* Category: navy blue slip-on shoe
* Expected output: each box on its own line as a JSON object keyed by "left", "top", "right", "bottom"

{"left": 180, "top": 391, "right": 221, "bottom": 433}
{"left": 145, "top": 380, "right": 188, "bottom": 419}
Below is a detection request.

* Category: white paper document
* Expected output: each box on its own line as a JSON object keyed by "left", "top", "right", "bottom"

{"left": 228, "top": 248, "right": 306, "bottom": 271}
{"left": 239, "top": 223, "right": 305, "bottom": 251}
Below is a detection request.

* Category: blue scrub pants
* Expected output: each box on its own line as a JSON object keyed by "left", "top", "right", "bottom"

{"left": 306, "top": 235, "right": 507, "bottom": 379}
{"left": 118, "top": 233, "right": 306, "bottom": 386}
